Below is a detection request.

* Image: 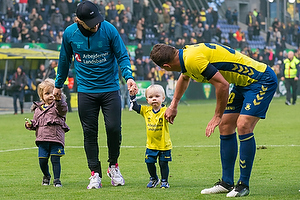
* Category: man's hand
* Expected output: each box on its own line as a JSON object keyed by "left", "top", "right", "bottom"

{"left": 164, "top": 106, "right": 177, "bottom": 124}
{"left": 53, "top": 88, "right": 62, "bottom": 101}
{"left": 205, "top": 116, "right": 222, "bottom": 137}
{"left": 127, "top": 79, "right": 138, "bottom": 95}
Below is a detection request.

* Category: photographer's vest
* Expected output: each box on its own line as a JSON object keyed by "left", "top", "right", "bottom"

{"left": 283, "top": 57, "right": 299, "bottom": 78}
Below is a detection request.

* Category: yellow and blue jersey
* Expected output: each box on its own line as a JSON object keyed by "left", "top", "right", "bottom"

{"left": 179, "top": 43, "right": 267, "bottom": 86}
{"left": 139, "top": 105, "right": 172, "bottom": 151}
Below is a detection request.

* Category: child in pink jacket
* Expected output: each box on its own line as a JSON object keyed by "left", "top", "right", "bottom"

{"left": 25, "top": 78, "right": 69, "bottom": 187}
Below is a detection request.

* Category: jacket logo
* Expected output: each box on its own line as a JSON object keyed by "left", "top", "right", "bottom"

{"left": 75, "top": 53, "right": 82, "bottom": 62}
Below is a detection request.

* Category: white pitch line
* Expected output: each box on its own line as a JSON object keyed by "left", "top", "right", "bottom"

{"left": 1, "top": 144, "right": 300, "bottom": 153}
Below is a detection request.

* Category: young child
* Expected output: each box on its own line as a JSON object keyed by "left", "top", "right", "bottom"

{"left": 130, "top": 84, "right": 172, "bottom": 188}
{"left": 25, "top": 78, "right": 70, "bottom": 187}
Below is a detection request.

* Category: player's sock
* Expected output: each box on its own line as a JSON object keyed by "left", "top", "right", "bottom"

{"left": 147, "top": 163, "right": 158, "bottom": 179}
{"left": 39, "top": 157, "right": 50, "bottom": 177}
{"left": 51, "top": 155, "right": 61, "bottom": 179}
{"left": 220, "top": 132, "right": 238, "bottom": 186}
{"left": 238, "top": 133, "right": 256, "bottom": 186}
{"left": 159, "top": 161, "right": 169, "bottom": 181}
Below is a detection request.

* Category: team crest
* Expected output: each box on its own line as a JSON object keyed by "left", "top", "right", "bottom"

{"left": 98, "top": 41, "right": 103, "bottom": 48}
{"left": 245, "top": 103, "right": 251, "bottom": 110}
{"left": 159, "top": 118, "right": 163, "bottom": 123}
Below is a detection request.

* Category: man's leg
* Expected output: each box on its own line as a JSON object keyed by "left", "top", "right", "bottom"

{"left": 78, "top": 92, "right": 102, "bottom": 176}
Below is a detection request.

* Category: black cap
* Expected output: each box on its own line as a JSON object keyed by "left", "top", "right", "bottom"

{"left": 76, "top": 1, "right": 104, "bottom": 28}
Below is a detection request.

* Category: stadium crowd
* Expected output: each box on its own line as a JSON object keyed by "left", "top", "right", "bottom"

{"left": 1, "top": 0, "right": 300, "bottom": 99}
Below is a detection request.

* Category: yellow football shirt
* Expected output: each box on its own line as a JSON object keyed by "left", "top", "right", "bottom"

{"left": 179, "top": 43, "right": 267, "bottom": 86}
{"left": 140, "top": 105, "right": 172, "bottom": 151}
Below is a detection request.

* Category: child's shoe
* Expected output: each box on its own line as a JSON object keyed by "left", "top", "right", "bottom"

{"left": 87, "top": 171, "right": 102, "bottom": 189}
{"left": 53, "top": 178, "right": 62, "bottom": 187}
{"left": 42, "top": 175, "right": 51, "bottom": 185}
{"left": 147, "top": 177, "right": 160, "bottom": 188}
{"left": 107, "top": 163, "right": 125, "bottom": 186}
{"left": 160, "top": 179, "right": 170, "bottom": 188}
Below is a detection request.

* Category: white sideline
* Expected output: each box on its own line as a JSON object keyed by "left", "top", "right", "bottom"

{"left": 1, "top": 145, "right": 300, "bottom": 153}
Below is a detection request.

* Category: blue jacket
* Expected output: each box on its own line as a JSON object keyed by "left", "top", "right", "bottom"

{"left": 55, "top": 21, "right": 133, "bottom": 93}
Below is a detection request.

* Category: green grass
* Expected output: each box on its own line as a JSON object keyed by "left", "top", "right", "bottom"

{"left": 0, "top": 96, "right": 299, "bottom": 199}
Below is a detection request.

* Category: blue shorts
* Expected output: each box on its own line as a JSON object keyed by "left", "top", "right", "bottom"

{"left": 224, "top": 66, "right": 278, "bottom": 119}
{"left": 38, "top": 141, "right": 65, "bottom": 158}
{"left": 145, "top": 148, "right": 172, "bottom": 163}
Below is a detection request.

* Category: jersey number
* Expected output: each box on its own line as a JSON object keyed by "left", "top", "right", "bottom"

{"left": 204, "top": 43, "right": 236, "bottom": 54}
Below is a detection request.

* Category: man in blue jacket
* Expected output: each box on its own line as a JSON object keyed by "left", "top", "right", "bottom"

{"left": 54, "top": 1, "right": 137, "bottom": 189}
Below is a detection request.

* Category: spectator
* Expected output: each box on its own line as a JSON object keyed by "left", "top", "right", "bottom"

{"left": 135, "top": 58, "right": 145, "bottom": 80}
{"left": 247, "top": 23, "right": 254, "bottom": 41}
{"left": 7, "top": 66, "right": 28, "bottom": 115}
{"left": 281, "top": 51, "right": 300, "bottom": 105}
{"left": 112, "top": 15, "right": 122, "bottom": 32}
{"left": 11, "top": 21, "right": 20, "bottom": 43}
{"left": 19, "top": 0, "right": 28, "bottom": 13}
{"left": 211, "top": 7, "right": 219, "bottom": 27}
{"left": 232, "top": 9, "right": 238, "bottom": 25}
{"left": 135, "top": 43, "right": 144, "bottom": 61}
{"left": 67, "top": 0, "right": 76, "bottom": 16}
{"left": 143, "top": 0, "right": 152, "bottom": 28}
{"left": 143, "top": 57, "right": 155, "bottom": 80}
{"left": 58, "top": 0, "right": 69, "bottom": 19}
{"left": 253, "top": 21, "right": 260, "bottom": 38}
{"left": 21, "top": 24, "right": 30, "bottom": 43}
{"left": 199, "top": 7, "right": 206, "bottom": 26}
{"left": 119, "top": 28, "right": 128, "bottom": 45}
{"left": 133, "top": 0, "right": 142, "bottom": 24}
{"left": 56, "top": 30, "right": 63, "bottom": 44}
{"left": 225, "top": 7, "right": 232, "bottom": 24}
{"left": 116, "top": 0, "right": 125, "bottom": 15}
{"left": 135, "top": 19, "right": 144, "bottom": 43}
{"left": 182, "top": 19, "right": 192, "bottom": 37}
{"left": 245, "top": 11, "right": 256, "bottom": 26}
{"left": 98, "top": 0, "right": 106, "bottom": 17}
{"left": 122, "top": 16, "right": 131, "bottom": 36}
{"left": 29, "top": 7, "right": 39, "bottom": 27}
{"left": 50, "top": 8, "right": 64, "bottom": 33}
{"left": 34, "top": 14, "right": 45, "bottom": 30}
{"left": 206, "top": 7, "right": 213, "bottom": 27}
{"left": 202, "top": 24, "right": 211, "bottom": 42}
{"left": 63, "top": 15, "right": 74, "bottom": 30}
{"left": 29, "top": 26, "right": 40, "bottom": 43}
{"left": 42, "top": 0, "right": 52, "bottom": 22}
{"left": 107, "top": 5, "right": 118, "bottom": 23}
{"left": 35, "top": 63, "right": 46, "bottom": 85}
{"left": 124, "top": 6, "right": 132, "bottom": 23}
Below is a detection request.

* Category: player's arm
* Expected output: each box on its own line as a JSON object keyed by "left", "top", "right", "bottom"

{"left": 165, "top": 74, "right": 190, "bottom": 124}
{"left": 206, "top": 71, "right": 229, "bottom": 137}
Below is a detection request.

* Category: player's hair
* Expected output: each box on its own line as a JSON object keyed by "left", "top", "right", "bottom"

{"left": 150, "top": 44, "right": 177, "bottom": 67}
{"left": 145, "top": 84, "right": 165, "bottom": 98}
{"left": 37, "top": 78, "right": 55, "bottom": 102}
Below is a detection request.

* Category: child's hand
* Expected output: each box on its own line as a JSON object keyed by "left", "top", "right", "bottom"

{"left": 25, "top": 118, "right": 32, "bottom": 128}
{"left": 25, "top": 121, "right": 32, "bottom": 128}
{"left": 129, "top": 89, "right": 135, "bottom": 96}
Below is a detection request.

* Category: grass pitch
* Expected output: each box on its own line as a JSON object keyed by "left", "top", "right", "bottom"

{"left": 0, "top": 96, "right": 299, "bottom": 199}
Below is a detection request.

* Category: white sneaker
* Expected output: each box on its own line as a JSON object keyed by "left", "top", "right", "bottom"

{"left": 107, "top": 163, "right": 125, "bottom": 186}
{"left": 201, "top": 179, "right": 233, "bottom": 194}
{"left": 87, "top": 171, "right": 102, "bottom": 189}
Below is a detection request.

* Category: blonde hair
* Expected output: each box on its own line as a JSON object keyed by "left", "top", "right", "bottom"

{"left": 145, "top": 84, "right": 165, "bottom": 98}
{"left": 37, "top": 78, "right": 55, "bottom": 102}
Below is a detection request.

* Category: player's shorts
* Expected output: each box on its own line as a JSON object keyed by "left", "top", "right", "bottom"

{"left": 224, "top": 66, "right": 277, "bottom": 119}
{"left": 38, "top": 141, "right": 65, "bottom": 158}
{"left": 145, "top": 148, "right": 172, "bottom": 163}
